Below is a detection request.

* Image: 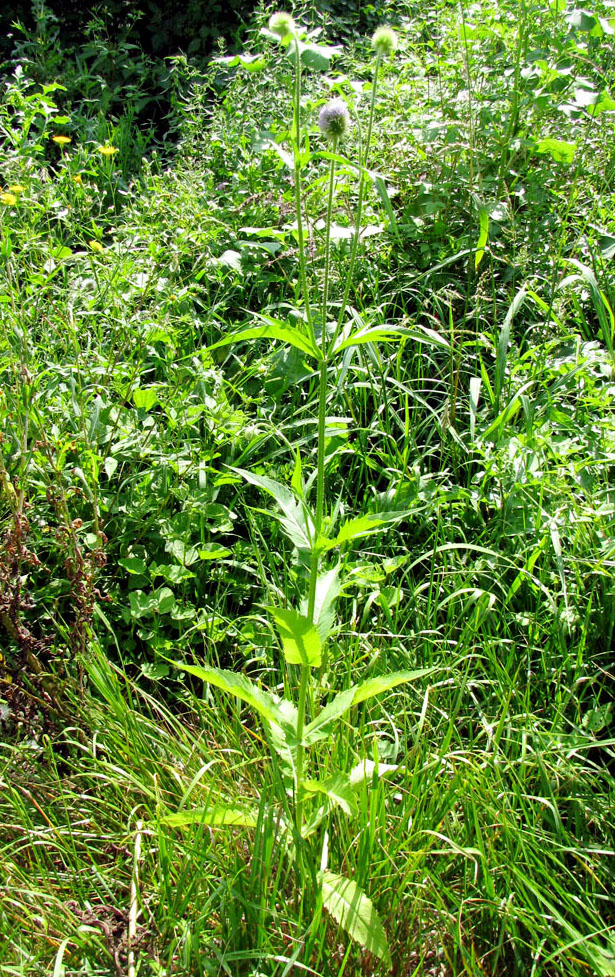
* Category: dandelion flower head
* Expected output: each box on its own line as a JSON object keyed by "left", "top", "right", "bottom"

{"left": 97, "top": 145, "right": 118, "bottom": 156}
{"left": 52, "top": 135, "right": 72, "bottom": 146}
{"left": 1, "top": 191, "right": 18, "bottom": 206}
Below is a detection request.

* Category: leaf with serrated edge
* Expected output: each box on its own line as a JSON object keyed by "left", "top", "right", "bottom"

{"left": 232, "top": 467, "right": 315, "bottom": 551}
{"left": 321, "top": 871, "right": 391, "bottom": 967}
{"left": 178, "top": 663, "right": 284, "bottom": 726}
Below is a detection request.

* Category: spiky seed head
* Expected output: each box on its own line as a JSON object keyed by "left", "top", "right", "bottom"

{"left": 371, "top": 26, "right": 398, "bottom": 57}
{"left": 318, "top": 98, "right": 351, "bottom": 141}
{"left": 268, "top": 12, "right": 295, "bottom": 39}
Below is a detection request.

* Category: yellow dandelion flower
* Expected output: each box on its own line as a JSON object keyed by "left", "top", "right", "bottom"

{"left": 8, "top": 184, "right": 25, "bottom": 194}
{"left": 97, "top": 145, "right": 118, "bottom": 156}
{"left": 1, "top": 192, "right": 17, "bottom": 206}
{"left": 74, "top": 174, "right": 83, "bottom": 184}
{"left": 89, "top": 240, "right": 104, "bottom": 252}
{"left": 52, "top": 135, "right": 72, "bottom": 146}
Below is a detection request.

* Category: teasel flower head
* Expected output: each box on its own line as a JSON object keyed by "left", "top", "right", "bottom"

{"left": 371, "top": 26, "right": 398, "bottom": 58}
{"left": 318, "top": 98, "right": 351, "bottom": 141}
{"left": 268, "top": 12, "right": 295, "bottom": 39}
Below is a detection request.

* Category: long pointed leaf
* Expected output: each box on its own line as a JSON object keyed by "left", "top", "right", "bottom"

{"left": 321, "top": 871, "right": 391, "bottom": 967}
{"left": 178, "top": 662, "right": 284, "bottom": 726}
{"left": 162, "top": 804, "right": 259, "bottom": 828}
{"left": 352, "top": 668, "right": 433, "bottom": 707}
{"left": 208, "top": 312, "right": 319, "bottom": 359}
{"left": 233, "top": 467, "right": 316, "bottom": 551}
{"left": 303, "top": 687, "right": 356, "bottom": 746}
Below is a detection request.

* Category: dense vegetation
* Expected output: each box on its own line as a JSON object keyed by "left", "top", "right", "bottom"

{"left": 1, "top": 1, "right": 614, "bottom": 975}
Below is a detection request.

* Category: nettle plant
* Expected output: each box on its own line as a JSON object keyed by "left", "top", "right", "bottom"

{"left": 167, "top": 14, "right": 441, "bottom": 966}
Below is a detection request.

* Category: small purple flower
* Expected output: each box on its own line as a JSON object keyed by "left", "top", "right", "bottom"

{"left": 318, "top": 98, "right": 351, "bottom": 141}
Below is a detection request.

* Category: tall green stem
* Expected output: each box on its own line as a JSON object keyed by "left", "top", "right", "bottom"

{"left": 333, "top": 52, "right": 383, "bottom": 347}
{"left": 291, "top": 32, "right": 314, "bottom": 341}
{"left": 321, "top": 138, "right": 338, "bottom": 357}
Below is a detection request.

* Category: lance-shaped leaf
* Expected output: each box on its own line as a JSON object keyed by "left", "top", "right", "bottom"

{"left": 351, "top": 668, "right": 433, "bottom": 707}
{"left": 302, "top": 772, "right": 358, "bottom": 817}
{"left": 178, "top": 662, "right": 284, "bottom": 727}
{"left": 266, "top": 696, "right": 299, "bottom": 783}
{"left": 328, "top": 508, "right": 415, "bottom": 548}
{"left": 472, "top": 194, "right": 489, "bottom": 271}
{"left": 332, "top": 324, "right": 412, "bottom": 354}
{"left": 162, "top": 804, "right": 259, "bottom": 828}
{"left": 321, "top": 871, "right": 391, "bottom": 967}
{"left": 268, "top": 606, "right": 322, "bottom": 666}
{"left": 303, "top": 687, "right": 356, "bottom": 747}
{"left": 233, "top": 467, "right": 316, "bottom": 552}
{"left": 300, "top": 565, "right": 340, "bottom": 640}
{"left": 208, "top": 312, "right": 319, "bottom": 359}
{"left": 333, "top": 321, "right": 448, "bottom": 356}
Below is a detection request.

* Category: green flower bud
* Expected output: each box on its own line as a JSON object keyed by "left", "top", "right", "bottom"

{"left": 371, "top": 26, "right": 398, "bottom": 58}
{"left": 268, "top": 12, "right": 295, "bottom": 39}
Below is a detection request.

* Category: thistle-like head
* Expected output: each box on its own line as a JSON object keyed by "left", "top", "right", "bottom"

{"left": 318, "top": 98, "right": 351, "bottom": 141}
{"left": 371, "top": 26, "right": 398, "bottom": 58}
{"left": 268, "top": 12, "right": 295, "bottom": 39}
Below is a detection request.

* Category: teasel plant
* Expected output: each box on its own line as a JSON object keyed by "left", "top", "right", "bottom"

{"left": 164, "top": 12, "right": 448, "bottom": 967}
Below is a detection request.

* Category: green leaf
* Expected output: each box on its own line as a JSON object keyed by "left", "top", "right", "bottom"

{"left": 369, "top": 172, "right": 400, "bottom": 241}
{"left": 574, "top": 88, "right": 615, "bottom": 115}
{"left": 162, "top": 804, "right": 259, "bottom": 828}
{"left": 213, "top": 249, "right": 243, "bottom": 272}
{"left": 302, "top": 772, "right": 358, "bottom": 817}
{"left": 232, "top": 467, "right": 316, "bottom": 552}
{"left": 214, "top": 52, "right": 267, "bottom": 73}
{"left": 333, "top": 322, "right": 448, "bottom": 356}
{"left": 177, "top": 662, "right": 285, "bottom": 727}
{"left": 208, "top": 312, "right": 319, "bottom": 359}
{"left": 132, "top": 387, "right": 159, "bottom": 411}
{"left": 333, "top": 325, "right": 412, "bottom": 354}
{"left": 495, "top": 287, "right": 527, "bottom": 413}
{"left": 310, "top": 565, "right": 341, "bottom": 641}
{"left": 267, "top": 606, "right": 322, "bottom": 666}
{"left": 321, "top": 871, "right": 391, "bottom": 967}
{"left": 352, "top": 668, "right": 433, "bottom": 707}
{"left": 473, "top": 195, "right": 489, "bottom": 271}
{"left": 118, "top": 556, "right": 148, "bottom": 575}
{"left": 165, "top": 539, "right": 200, "bottom": 566}
{"left": 303, "top": 687, "right": 356, "bottom": 746}
{"left": 129, "top": 587, "right": 175, "bottom": 619}
{"left": 198, "top": 542, "right": 232, "bottom": 560}
{"left": 349, "top": 758, "right": 399, "bottom": 787}
{"left": 536, "top": 138, "right": 576, "bottom": 163}
{"left": 289, "top": 39, "right": 342, "bottom": 70}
